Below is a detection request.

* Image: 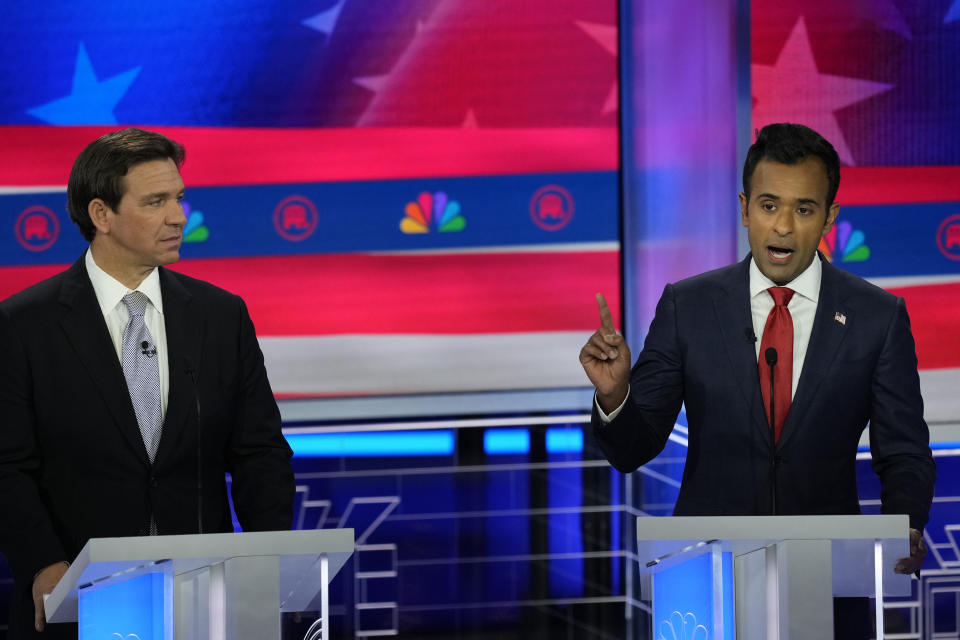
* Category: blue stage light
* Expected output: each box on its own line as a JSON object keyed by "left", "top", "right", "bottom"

{"left": 484, "top": 429, "right": 530, "bottom": 455}
{"left": 286, "top": 430, "right": 455, "bottom": 457}
{"left": 546, "top": 427, "right": 584, "bottom": 454}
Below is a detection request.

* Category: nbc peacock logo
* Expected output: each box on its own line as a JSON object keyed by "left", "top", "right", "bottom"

{"left": 400, "top": 191, "right": 465, "bottom": 234}
{"left": 658, "top": 611, "right": 709, "bottom": 640}
{"left": 182, "top": 201, "right": 209, "bottom": 243}
{"left": 819, "top": 221, "right": 869, "bottom": 263}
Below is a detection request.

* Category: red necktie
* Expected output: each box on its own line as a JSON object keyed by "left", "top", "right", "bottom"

{"left": 758, "top": 287, "right": 794, "bottom": 442}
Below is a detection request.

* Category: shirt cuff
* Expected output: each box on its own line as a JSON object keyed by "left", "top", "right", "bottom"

{"left": 595, "top": 386, "right": 630, "bottom": 423}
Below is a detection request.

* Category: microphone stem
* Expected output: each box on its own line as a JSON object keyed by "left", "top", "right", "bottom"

{"left": 769, "top": 361, "right": 777, "bottom": 515}
{"left": 769, "top": 364, "right": 775, "bottom": 431}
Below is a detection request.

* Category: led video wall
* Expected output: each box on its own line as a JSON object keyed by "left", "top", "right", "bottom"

{"left": 0, "top": 0, "right": 621, "bottom": 398}
{"left": 752, "top": 0, "right": 960, "bottom": 423}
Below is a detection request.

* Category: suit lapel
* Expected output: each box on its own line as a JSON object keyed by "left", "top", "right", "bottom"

{"left": 153, "top": 268, "right": 202, "bottom": 467}
{"left": 57, "top": 257, "right": 151, "bottom": 466}
{"left": 713, "top": 256, "right": 774, "bottom": 445}
{"left": 776, "top": 259, "right": 851, "bottom": 450}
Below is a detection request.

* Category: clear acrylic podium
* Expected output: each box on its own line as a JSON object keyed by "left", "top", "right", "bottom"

{"left": 44, "top": 528, "right": 355, "bottom": 640}
{"left": 636, "top": 515, "right": 911, "bottom": 639}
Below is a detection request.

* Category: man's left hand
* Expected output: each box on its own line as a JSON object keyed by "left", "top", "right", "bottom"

{"left": 894, "top": 528, "right": 927, "bottom": 575}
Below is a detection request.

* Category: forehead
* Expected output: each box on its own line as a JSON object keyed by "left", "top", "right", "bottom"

{"left": 120, "top": 158, "right": 183, "bottom": 198}
{"left": 749, "top": 157, "right": 829, "bottom": 202}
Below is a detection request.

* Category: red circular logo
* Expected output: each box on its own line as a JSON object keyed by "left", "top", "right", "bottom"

{"left": 14, "top": 205, "right": 60, "bottom": 252}
{"left": 273, "top": 195, "right": 318, "bottom": 242}
{"left": 936, "top": 214, "right": 960, "bottom": 261}
{"left": 529, "top": 185, "right": 574, "bottom": 231}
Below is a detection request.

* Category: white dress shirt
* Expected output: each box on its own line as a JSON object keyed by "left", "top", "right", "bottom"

{"left": 748, "top": 254, "right": 821, "bottom": 400}
{"left": 85, "top": 249, "right": 169, "bottom": 420}
{"left": 597, "top": 255, "right": 823, "bottom": 422}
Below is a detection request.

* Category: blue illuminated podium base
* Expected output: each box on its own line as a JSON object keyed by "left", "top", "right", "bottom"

{"left": 43, "top": 529, "right": 354, "bottom": 640}
{"left": 636, "top": 515, "right": 910, "bottom": 640}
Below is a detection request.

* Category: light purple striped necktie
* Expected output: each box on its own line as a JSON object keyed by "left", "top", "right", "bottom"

{"left": 121, "top": 292, "right": 162, "bottom": 463}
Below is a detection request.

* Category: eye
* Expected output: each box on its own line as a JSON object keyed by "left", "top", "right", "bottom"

{"left": 797, "top": 206, "right": 812, "bottom": 215}
{"left": 761, "top": 202, "right": 776, "bottom": 212}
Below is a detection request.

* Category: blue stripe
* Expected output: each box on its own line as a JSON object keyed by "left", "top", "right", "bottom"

{"left": 1, "top": 171, "right": 618, "bottom": 266}
{"left": 484, "top": 429, "right": 530, "bottom": 455}
{"left": 545, "top": 427, "right": 584, "bottom": 454}
{"left": 287, "top": 430, "right": 455, "bottom": 457}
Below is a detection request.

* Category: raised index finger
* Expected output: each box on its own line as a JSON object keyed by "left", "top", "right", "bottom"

{"left": 596, "top": 293, "right": 615, "bottom": 335}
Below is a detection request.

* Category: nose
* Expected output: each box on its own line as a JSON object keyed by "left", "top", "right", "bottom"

{"left": 167, "top": 200, "right": 187, "bottom": 227}
{"left": 772, "top": 209, "right": 794, "bottom": 236}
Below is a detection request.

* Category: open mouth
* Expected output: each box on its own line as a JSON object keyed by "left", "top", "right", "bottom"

{"left": 767, "top": 245, "right": 794, "bottom": 262}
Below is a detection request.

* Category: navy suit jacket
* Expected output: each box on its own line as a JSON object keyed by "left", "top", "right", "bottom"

{"left": 594, "top": 255, "right": 935, "bottom": 530}
{"left": 0, "top": 256, "right": 295, "bottom": 638}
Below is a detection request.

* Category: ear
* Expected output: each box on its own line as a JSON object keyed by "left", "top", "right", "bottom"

{"left": 822, "top": 201, "right": 839, "bottom": 235}
{"left": 738, "top": 192, "right": 749, "bottom": 227}
{"left": 88, "top": 199, "right": 112, "bottom": 235}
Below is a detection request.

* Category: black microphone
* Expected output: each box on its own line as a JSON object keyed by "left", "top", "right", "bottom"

{"left": 764, "top": 347, "right": 777, "bottom": 366}
{"left": 765, "top": 347, "right": 778, "bottom": 515}
{"left": 140, "top": 340, "right": 157, "bottom": 357}
{"left": 745, "top": 328, "right": 757, "bottom": 343}
{"left": 185, "top": 357, "right": 203, "bottom": 535}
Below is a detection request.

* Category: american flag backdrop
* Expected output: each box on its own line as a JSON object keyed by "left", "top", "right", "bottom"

{"left": 753, "top": 0, "right": 960, "bottom": 423}
{"left": 0, "top": 0, "right": 621, "bottom": 397}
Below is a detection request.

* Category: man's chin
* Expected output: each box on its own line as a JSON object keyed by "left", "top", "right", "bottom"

{"left": 755, "top": 259, "right": 794, "bottom": 286}
{"left": 158, "top": 249, "right": 181, "bottom": 265}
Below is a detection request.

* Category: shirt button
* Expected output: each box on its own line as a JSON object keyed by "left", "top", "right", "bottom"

{"left": 150, "top": 477, "right": 159, "bottom": 488}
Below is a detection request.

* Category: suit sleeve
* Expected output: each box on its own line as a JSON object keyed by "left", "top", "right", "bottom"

{"left": 225, "top": 299, "right": 296, "bottom": 531}
{"left": 592, "top": 284, "right": 685, "bottom": 472}
{"left": 0, "top": 308, "right": 69, "bottom": 587}
{"left": 868, "top": 297, "right": 936, "bottom": 532}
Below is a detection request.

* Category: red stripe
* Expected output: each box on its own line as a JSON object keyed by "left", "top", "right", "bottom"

{"left": 839, "top": 167, "right": 960, "bottom": 206}
{"left": 0, "top": 125, "right": 618, "bottom": 187}
{"left": 0, "top": 252, "right": 622, "bottom": 335}
{"left": 0, "top": 263, "right": 68, "bottom": 300}
{"left": 887, "top": 282, "right": 960, "bottom": 370}
{"left": 10, "top": 253, "right": 951, "bottom": 369}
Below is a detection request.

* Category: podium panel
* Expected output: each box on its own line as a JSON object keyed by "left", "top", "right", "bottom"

{"left": 79, "top": 568, "right": 172, "bottom": 640}
{"left": 652, "top": 544, "right": 734, "bottom": 640}
{"left": 637, "top": 515, "right": 910, "bottom": 640}
{"left": 45, "top": 529, "right": 354, "bottom": 640}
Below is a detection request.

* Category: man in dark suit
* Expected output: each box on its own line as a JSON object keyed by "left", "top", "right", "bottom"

{"left": 0, "top": 128, "right": 296, "bottom": 638}
{"left": 580, "top": 123, "right": 935, "bottom": 635}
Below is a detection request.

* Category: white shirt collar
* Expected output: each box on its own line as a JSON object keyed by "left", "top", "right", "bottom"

{"left": 85, "top": 248, "right": 164, "bottom": 316}
{"left": 749, "top": 252, "right": 822, "bottom": 304}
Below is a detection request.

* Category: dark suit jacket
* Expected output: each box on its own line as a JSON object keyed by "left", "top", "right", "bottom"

{"left": 0, "top": 256, "right": 295, "bottom": 638}
{"left": 594, "top": 255, "right": 935, "bottom": 530}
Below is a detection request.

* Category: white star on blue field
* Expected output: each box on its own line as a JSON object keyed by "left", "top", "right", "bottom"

{"left": 302, "top": 0, "right": 347, "bottom": 36}
{"left": 27, "top": 43, "right": 140, "bottom": 125}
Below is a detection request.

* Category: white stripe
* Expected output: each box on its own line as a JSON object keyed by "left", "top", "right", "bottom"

{"left": 261, "top": 332, "right": 592, "bottom": 396}
{"left": 262, "top": 335, "right": 960, "bottom": 426}
{"left": 0, "top": 186, "right": 66, "bottom": 194}
{"left": 919, "top": 368, "right": 960, "bottom": 424}
{"left": 369, "top": 241, "right": 619, "bottom": 256}
{"left": 868, "top": 274, "right": 960, "bottom": 289}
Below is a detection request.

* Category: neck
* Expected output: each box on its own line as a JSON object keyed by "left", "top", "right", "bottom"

{"left": 89, "top": 241, "right": 153, "bottom": 290}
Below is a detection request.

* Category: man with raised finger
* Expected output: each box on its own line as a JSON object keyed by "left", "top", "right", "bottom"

{"left": 580, "top": 123, "right": 935, "bottom": 636}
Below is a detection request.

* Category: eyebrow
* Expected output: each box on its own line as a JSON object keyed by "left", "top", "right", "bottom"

{"left": 756, "top": 193, "right": 821, "bottom": 206}
{"left": 137, "top": 190, "right": 184, "bottom": 203}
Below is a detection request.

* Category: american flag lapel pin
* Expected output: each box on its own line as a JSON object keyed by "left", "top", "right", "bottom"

{"left": 834, "top": 312, "right": 846, "bottom": 325}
